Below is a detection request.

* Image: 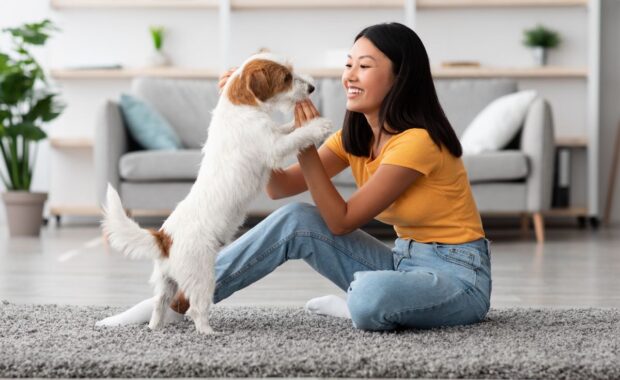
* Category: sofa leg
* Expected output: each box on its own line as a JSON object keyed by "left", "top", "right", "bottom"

{"left": 532, "top": 212, "right": 545, "bottom": 244}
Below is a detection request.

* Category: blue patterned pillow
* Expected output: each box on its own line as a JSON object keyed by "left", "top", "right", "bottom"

{"left": 119, "top": 94, "right": 183, "bottom": 150}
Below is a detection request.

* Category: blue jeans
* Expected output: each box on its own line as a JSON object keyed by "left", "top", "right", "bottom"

{"left": 212, "top": 202, "right": 492, "bottom": 331}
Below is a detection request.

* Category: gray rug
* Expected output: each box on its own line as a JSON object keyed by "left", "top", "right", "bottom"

{"left": 0, "top": 300, "right": 619, "bottom": 379}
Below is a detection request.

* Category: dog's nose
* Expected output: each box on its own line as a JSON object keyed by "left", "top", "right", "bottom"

{"left": 308, "top": 84, "right": 315, "bottom": 94}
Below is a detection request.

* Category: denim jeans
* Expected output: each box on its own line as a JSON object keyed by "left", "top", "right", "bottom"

{"left": 212, "top": 202, "right": 492, "bottom": 331}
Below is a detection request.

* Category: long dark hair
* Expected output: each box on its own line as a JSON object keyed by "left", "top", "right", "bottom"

{"left": 342, "top": 22, "right": 462, "bottom": 158}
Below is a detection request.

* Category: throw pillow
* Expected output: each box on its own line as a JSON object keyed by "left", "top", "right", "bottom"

{"left": 460, "top": 90, "right": 538, "bottom": 155}
{"left": 119, "top": 94, "right": 183, "bottom": 150}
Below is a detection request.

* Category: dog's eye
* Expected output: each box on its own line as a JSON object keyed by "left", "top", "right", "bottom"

{"left": 284, "top": 73, "right": 292, "bottom": 82}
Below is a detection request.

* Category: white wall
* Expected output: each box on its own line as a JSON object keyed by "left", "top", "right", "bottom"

{"left": 0, "top": 0, "right": 619, "bottom": 224}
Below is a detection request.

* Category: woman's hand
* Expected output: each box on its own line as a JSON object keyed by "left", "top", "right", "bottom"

{"left": 218, "top": 67, "right": 238, "bottom": 93}
{"left": 294, "top": 99, "right": 320, "bottom": 128}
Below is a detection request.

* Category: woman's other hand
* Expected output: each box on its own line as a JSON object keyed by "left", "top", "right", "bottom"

{"left": 218, "top": 67, "right": 238, "bottom": 93}
{"left": 294, "top": 99, "right": 321, "bottom": 128}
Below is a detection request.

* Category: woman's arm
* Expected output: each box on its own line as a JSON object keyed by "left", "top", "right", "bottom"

{"left": 296, "top": 101, "right": 421, "bottom": 235}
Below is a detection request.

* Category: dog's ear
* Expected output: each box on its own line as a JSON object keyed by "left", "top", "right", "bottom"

{"left": 247, "top": 65, "right": 273, "bottom": 103}
{"left": 227, "top": 68, "right": 259, "bottom": 106}
{"left": 228, "top": 59, "right": 292, "bottom": 106}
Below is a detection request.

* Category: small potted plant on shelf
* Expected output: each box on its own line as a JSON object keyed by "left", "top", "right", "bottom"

{"left": 0, "top": 19, "right": 64, "bottom": 237}
{"left": 523, "top": 24, "right": 561, "bottom": 66}
{"left": 149, "top": 25, "right": 170, "bottom": 67}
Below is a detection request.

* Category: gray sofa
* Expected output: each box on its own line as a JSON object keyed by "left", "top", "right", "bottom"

{"left": 95, "top": 77, "right": 555, "bottom": 242}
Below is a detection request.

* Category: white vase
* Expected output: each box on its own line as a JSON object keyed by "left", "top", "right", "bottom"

{"left": 532, "top": 46, "right": 548, "bottom": 66}
{"left": 149, "top": 49, "right": 170, "bottom": 67}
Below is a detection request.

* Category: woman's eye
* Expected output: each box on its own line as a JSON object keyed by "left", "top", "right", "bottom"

{"left": 360, "top": 65, "right": 370, "bottom": 69}
{"left": 345, "top": 64, "right": 352, "bottom": 68}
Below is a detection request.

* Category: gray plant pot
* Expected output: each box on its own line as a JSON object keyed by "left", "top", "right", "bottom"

{"left": 1, "top": 191, "right": 48, "bottom": 237}
{"left": 532, "top": 46, "right": 548, "bottom": 66}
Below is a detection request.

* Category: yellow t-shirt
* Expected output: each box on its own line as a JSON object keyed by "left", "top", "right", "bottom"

{"left": 323, "top": 128, "right": 485, "bottom": 244}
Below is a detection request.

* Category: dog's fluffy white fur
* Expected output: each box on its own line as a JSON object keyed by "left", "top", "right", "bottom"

{"left": 102, "top": 53, "right": 333, "bottom": 335}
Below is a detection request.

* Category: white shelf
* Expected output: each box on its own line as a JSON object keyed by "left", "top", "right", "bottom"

{"left": 433, "top": 66, "right": 587, "bottom": 79}
{"left": 49, "top": 205, "right": 101, "bottom": 217}
{"left": 50, "top": 67, "right": 220, "bottom": 79}
{"left": 50, "top": 138, "right": 93, "bottom": 148}
{"left": 49, "top": 205, "right": 175, "bottom": 217}
{"left": 50, "top": 66, "right": 588, "bottom": 80}
{"left": 51, "top": 0, "right": 588, "bottom": 9}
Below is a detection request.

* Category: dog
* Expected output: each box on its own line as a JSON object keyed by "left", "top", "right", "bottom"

{"left": 102, "top": 52, "right": 333, "bottom": 335}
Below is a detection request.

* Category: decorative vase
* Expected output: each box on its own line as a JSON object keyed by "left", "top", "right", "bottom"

{"left": 1, "top": 191, "right": 48, "bottom": 237}
{"left": 532, "top": 46, "right": 548, "bottom": 66}
{"left": 149, "top": 49, "right": 170, "bottom": 67}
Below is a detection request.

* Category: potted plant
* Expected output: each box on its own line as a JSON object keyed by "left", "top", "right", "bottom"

{"left": 148, "top": 25, "right": 170, "bottom": 67}
{"left": 523, "top": 24, "right": 561, "bottom": 66}
{"left": 0, "top": 19, "right": 64, "bottom": 237}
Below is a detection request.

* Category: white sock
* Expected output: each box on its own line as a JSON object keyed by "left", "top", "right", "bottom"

{"left": 95, "top": 296, "right": 185, "bottom": 327}
{"left": 304, "top": 294, "right": 351, "bottom": 319}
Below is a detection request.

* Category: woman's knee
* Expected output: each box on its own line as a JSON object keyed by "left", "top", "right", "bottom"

{"left": 347, "top": 271, "right": 396, "bottom": 331}
{"left": 271, "top": 202, "right": 323, "bottom": 228}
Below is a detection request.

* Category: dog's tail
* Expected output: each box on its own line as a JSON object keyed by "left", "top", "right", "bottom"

{"left": 102, "top": 184, "right": 168, "bottom": 260}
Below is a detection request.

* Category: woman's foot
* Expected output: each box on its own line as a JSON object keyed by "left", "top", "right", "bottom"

{"left": 304, "top": 294, "right": 351, "bottom": 319}
{"left": 95, "top": 296, "right": 185, "bottom": 327}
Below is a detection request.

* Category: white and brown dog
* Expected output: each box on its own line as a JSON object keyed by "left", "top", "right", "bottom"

{"left": 102, "top": 53, "right": 333, "bottom": 335}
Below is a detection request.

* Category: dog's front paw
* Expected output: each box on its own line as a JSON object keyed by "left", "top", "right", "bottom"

{"left": 148, "top": 319, "right": 165, "bottom": 331}
{"left": 305, "top": 117, "right": 334, "bottom": 144}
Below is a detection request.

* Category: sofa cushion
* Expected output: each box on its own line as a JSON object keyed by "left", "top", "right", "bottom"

{"left": 119, "top": 150, "right": 202, "bottom": 181}
{"left": 463, "top": 151, "right": 529, "bottom": 183}
{"left": 119, "top": 94, "right": 183, "bottom": 150}
{"left": 434, "top": 79, "right": 518, "bottom": 137}
{"left": 460, "top": 90, "right": 538, "bottom": 155}
{"left": 132, "top": 78, "right": 219, "bottom": 149}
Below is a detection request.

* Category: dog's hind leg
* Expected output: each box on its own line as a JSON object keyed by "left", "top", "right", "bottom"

{"left": 149, "top": 273, "right": 179, "bottom": 330}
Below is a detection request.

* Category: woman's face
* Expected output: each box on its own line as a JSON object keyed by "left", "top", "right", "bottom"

{"left": 342, "top": 37, "right": 395, "bottom": 116}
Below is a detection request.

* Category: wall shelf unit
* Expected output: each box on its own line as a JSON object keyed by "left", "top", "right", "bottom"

{"left": 48, "top": 0, "right": 601, "bottom": 226}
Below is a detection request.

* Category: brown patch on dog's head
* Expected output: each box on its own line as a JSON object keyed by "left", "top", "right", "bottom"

{"left": 149, "top": 228, "right": 173, "bottom": 258}
{"left": 227, "top": 59, "right": 293, "bottom": 106}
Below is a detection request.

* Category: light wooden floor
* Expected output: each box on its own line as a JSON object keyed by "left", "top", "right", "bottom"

{"left": 1, "top": 222, "right": 619, "bottom": 309}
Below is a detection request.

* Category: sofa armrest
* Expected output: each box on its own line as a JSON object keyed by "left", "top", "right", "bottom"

{"left": 520, "top": 98, "right": 555, "bottom": 212}
{"left": 94, "top": 100, "right": 130, "bottom": 205}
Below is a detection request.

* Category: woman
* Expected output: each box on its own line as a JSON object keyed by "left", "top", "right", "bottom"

{"left": 97, "top": 22, "right": 492, "bottom": 331}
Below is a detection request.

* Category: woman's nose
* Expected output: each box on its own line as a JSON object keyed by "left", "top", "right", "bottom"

{"left": 343, "top": 70, "right": 358, "bottom": 83}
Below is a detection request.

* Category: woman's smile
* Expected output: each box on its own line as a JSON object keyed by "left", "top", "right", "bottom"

{"left": 346, "top": 85, "right": 364, "bottom": 99}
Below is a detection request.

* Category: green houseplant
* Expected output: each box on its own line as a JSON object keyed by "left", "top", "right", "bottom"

{"left": 523, "top": 25, "right": 561, "bottom": 66}
{"left": 148, "top": 25, "right": 170, "bottom": 67}
{"left": 0, "top": 19, "right": 64, "bottom": 236}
